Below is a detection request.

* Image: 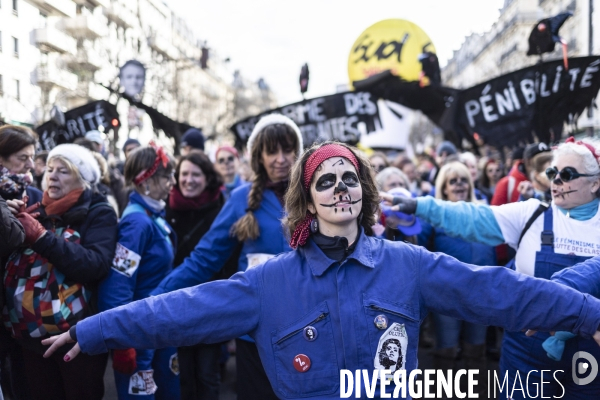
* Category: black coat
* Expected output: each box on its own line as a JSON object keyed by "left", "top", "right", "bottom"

{"left": 0, "top": 195, "right": 24, "bottom": 259}
{"left": 0, "top": 195, "right": 25, "bottom": 311}
{"left": 166, "top": 193, "right": 241, "bottom": 280}
{"left": 31, "top": 189, "right": 118, "bottom": 285}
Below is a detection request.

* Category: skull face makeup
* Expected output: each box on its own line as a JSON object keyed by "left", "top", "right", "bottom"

{"left": 307, "top": 157, "right": 362, "bottom": 236}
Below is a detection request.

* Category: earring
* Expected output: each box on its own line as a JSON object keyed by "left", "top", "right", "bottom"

{"left": 145, "top": 183, "right": 150, "bottom": 196}
{"left": 310, "top": 218, "right": 319, "bottom": 233}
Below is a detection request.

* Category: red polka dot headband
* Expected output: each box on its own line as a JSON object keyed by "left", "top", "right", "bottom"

{"left": 133, "top": 141, "right": 170, "bottom": 186}
{"left": 289, "top": 143, "right": 360, "bottom": 248}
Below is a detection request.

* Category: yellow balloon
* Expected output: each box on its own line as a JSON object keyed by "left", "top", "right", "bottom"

{"left": 348, "top": 19, "right": 436, "bottom": 88}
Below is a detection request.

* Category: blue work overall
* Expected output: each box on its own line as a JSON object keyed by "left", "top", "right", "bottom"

{"left": 499, "top": 208, "right": 600, "bottom": 399}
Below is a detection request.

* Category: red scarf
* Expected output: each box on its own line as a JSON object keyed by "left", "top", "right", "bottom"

{"left": 42, "top": 188, "right": 84, "bottom": 216}
{"left": 168, "top": 186, "right": 221, "bottom": 211}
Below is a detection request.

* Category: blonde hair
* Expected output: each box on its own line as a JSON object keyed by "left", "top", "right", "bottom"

{"left": 43, "top": 155, "right": 88, "bottom": 191}
{"left": 435, "top": 161, "right": 476, "bottom": 202}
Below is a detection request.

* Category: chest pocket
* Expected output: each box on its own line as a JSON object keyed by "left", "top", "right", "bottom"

{"left": 271, "top": 302, "right": 339, "bottom": 398}
{"left": 363, "top": 295, "right": 420, "bottom": 374}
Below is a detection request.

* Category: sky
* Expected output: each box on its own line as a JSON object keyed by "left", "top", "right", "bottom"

{"left": 167, "top": 0, "right": 505, "bottom": 106}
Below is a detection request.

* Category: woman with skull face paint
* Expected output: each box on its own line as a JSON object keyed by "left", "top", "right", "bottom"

{"left": 42, "top": 141, "right": 600, "bottom": 399}
{"left": 383, "top": 138, "right": 600, "bottom": 398}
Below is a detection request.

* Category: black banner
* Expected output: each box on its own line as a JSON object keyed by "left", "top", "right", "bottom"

{"left": 231, "top": 91, "right": 380, "bottom": 148}
{"left": 36, "top": 100, "right": 119, "bottom": 150}
{"left": 455, "top": 56, "right": 600, "bottom": 148}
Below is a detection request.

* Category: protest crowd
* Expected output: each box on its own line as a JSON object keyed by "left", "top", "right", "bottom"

{"left": 1, "top": 113, "right": 600, "bottom": 400}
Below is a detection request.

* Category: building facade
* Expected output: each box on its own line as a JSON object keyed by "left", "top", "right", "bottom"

{"left": 442, "top": 0, "right": 600, "bottom": 133}
{"left": 0, "top": 0, "right": 276, "bottom": 152}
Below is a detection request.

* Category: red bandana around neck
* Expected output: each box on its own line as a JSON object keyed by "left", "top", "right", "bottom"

{"left": 289, "top": 144, "right": 360, "bottom": 248}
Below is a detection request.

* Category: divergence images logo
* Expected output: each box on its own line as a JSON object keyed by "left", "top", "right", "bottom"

{"left": 572, "top": 351, "right": 598, "bottom": 386}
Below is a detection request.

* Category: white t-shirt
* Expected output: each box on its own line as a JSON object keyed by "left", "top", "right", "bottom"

{"left": 491, "top": 199, "right": 600, "bottom": 276}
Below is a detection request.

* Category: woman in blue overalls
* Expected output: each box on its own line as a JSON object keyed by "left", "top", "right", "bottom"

{"left": 383, "top": 137, "right": 600, "bottom": 398}
{"left": 97, "top": 143, "right": 180, "bottom": 400}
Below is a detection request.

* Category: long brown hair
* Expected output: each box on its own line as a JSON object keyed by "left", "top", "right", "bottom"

{"left": 231, "top": 123, "right": 300, "bottom": 241}
{"left": 284, "top": 141, "right": 379, "bottom": 238}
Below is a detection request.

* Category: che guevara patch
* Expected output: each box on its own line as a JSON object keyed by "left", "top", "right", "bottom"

{"left": 111, "top": 243, "right": 141, "bottom": 277}
{"left": 374, "top": 322, "right": 408, "bottom": 374}
{"left": 128, "top": 369, "right": 157, "bottom": 396}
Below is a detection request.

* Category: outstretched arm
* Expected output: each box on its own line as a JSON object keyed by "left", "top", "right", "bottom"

{"left": 44, "top": 267, "right": 263, "bottom": 359}
{"left": 418, "top": 249, "right": 600, "bottom": 339}
{"left": 414, "top": 197, "right": 505, "bottom": 246}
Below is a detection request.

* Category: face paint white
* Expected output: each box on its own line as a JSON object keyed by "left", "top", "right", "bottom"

{"left": 308, "top": 157, "right": 362, "bottom": 238}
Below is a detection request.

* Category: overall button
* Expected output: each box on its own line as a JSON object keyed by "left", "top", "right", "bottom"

{"left": 374, "top": 315, "right": 388, "bottom": 330}
{"left": 303, "top": 326, "right": 318, "bottom": 341}
{"left": 293, "top": 354, "right": 311, "bottom": 372}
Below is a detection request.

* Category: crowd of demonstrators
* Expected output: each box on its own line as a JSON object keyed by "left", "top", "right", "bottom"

{"left": 4, "top": 111, "right": 600, "bottom": 400}
{"left": 41, "top": 140, "right": 600, "bottom": 400}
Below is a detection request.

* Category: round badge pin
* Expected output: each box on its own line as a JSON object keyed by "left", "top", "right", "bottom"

{"left": 374, "top": 314, "right": 388, "bottom": 330}
{"left": 293, "top": 354, "right": 311, "bottom": 372}
{"left": 303, "top": 326, "right": 318, "bottom": 341}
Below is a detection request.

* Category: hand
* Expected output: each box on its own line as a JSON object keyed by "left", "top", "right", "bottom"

{"left": 379, "top": 192, "right": 417, "bottom": 214}
{"left": 6, "top": 198, "right": 25, "bottom": 215}
{"left": 17, "top": 212, "right": 46, "bottom": 245}
{"left": 113, "top": 348, "right": 137, "bottom": 375}
{"left": 23, "top": 201, "right": 41, "bottom": 218}
{"left": 42, "top": 332, "right": 81, "bottom": 361}
{"left": 518, "top": 181, "right": 535, "bottom": 200}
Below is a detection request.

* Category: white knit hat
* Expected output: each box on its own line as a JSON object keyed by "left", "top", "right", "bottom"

{"left": 246, "top": 114, "right": 303, "bottom": 160}
{"left": 48, "top": 143, "right": 101, "bottom": 185}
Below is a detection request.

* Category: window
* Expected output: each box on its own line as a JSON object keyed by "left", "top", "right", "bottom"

{"left": 13, "top": 37, "right": 18, "bottom": 58}
{"left": 0, "top": 75, "right": 3, "bottom": 96}
{"left": 14, "top": 79, "right": 19, "bottom": 101}
{"left": 12, "top": 0, "right": 17, "bottom": 16}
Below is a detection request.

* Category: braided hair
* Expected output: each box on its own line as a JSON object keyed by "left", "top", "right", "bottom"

{"left": 231, "top": 123, "right": 300, "bottom": 241}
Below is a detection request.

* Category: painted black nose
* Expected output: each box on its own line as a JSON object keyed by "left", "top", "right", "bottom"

{"left": 334, "top": 181, "right": 348, "bottom": 194}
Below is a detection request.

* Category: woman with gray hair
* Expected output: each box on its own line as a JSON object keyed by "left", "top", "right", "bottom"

{"left": 375, "top": 167, "right": 410, "bottom": 192}
{"left": 383, "top": 137, "right": 600, "bottom": 398}
{"left": 4, "top": 143, "right": 118, "bottom": 400}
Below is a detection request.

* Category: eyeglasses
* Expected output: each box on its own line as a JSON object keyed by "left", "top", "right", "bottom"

{"left": 545, "top": 166, "right": 596, "bottom": 185}
{"left": 448, "top": 177, "right": 469, "bottom": 185}
{"left": 218, "top": 156, "right": 235, "bottom": 165}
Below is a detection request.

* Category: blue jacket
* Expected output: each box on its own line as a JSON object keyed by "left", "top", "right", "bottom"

{"left": 418, "top": 222, "right": 496, "bottom": 266}
{"left": 98, "top": 192, "right": 175, "bottom": 312}
{"left": 152, "top": 183, "right": 291, "bottom": 295}
{"left": 77, "top": 230, "right": 600, "bottom": 400}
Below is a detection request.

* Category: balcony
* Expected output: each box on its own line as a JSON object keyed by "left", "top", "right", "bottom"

{"left": 35, "top": 65, "right": 78, "bottom": 91}
{"left": 103, "top": 2, "right": 136, "bottom": 28}
{"left": 72, "top": 0, "right": 109, "bottom": 7}
{"left": 25, "top": 0, "right": 76, "bottom": 18}
{"left": 148, "top": 35, "right": 178, "bottom": 60}
{"left": 63, "top": 50, "right": 103, "bottom": 72}
{"left": 59, "top": 14, "right": 108, "bottom": 39}
{"left": 33, "top": 27, "right": 77, "bottom": 55}
{"left": 66, "top": 81, "right": 109, "bottom": 101}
